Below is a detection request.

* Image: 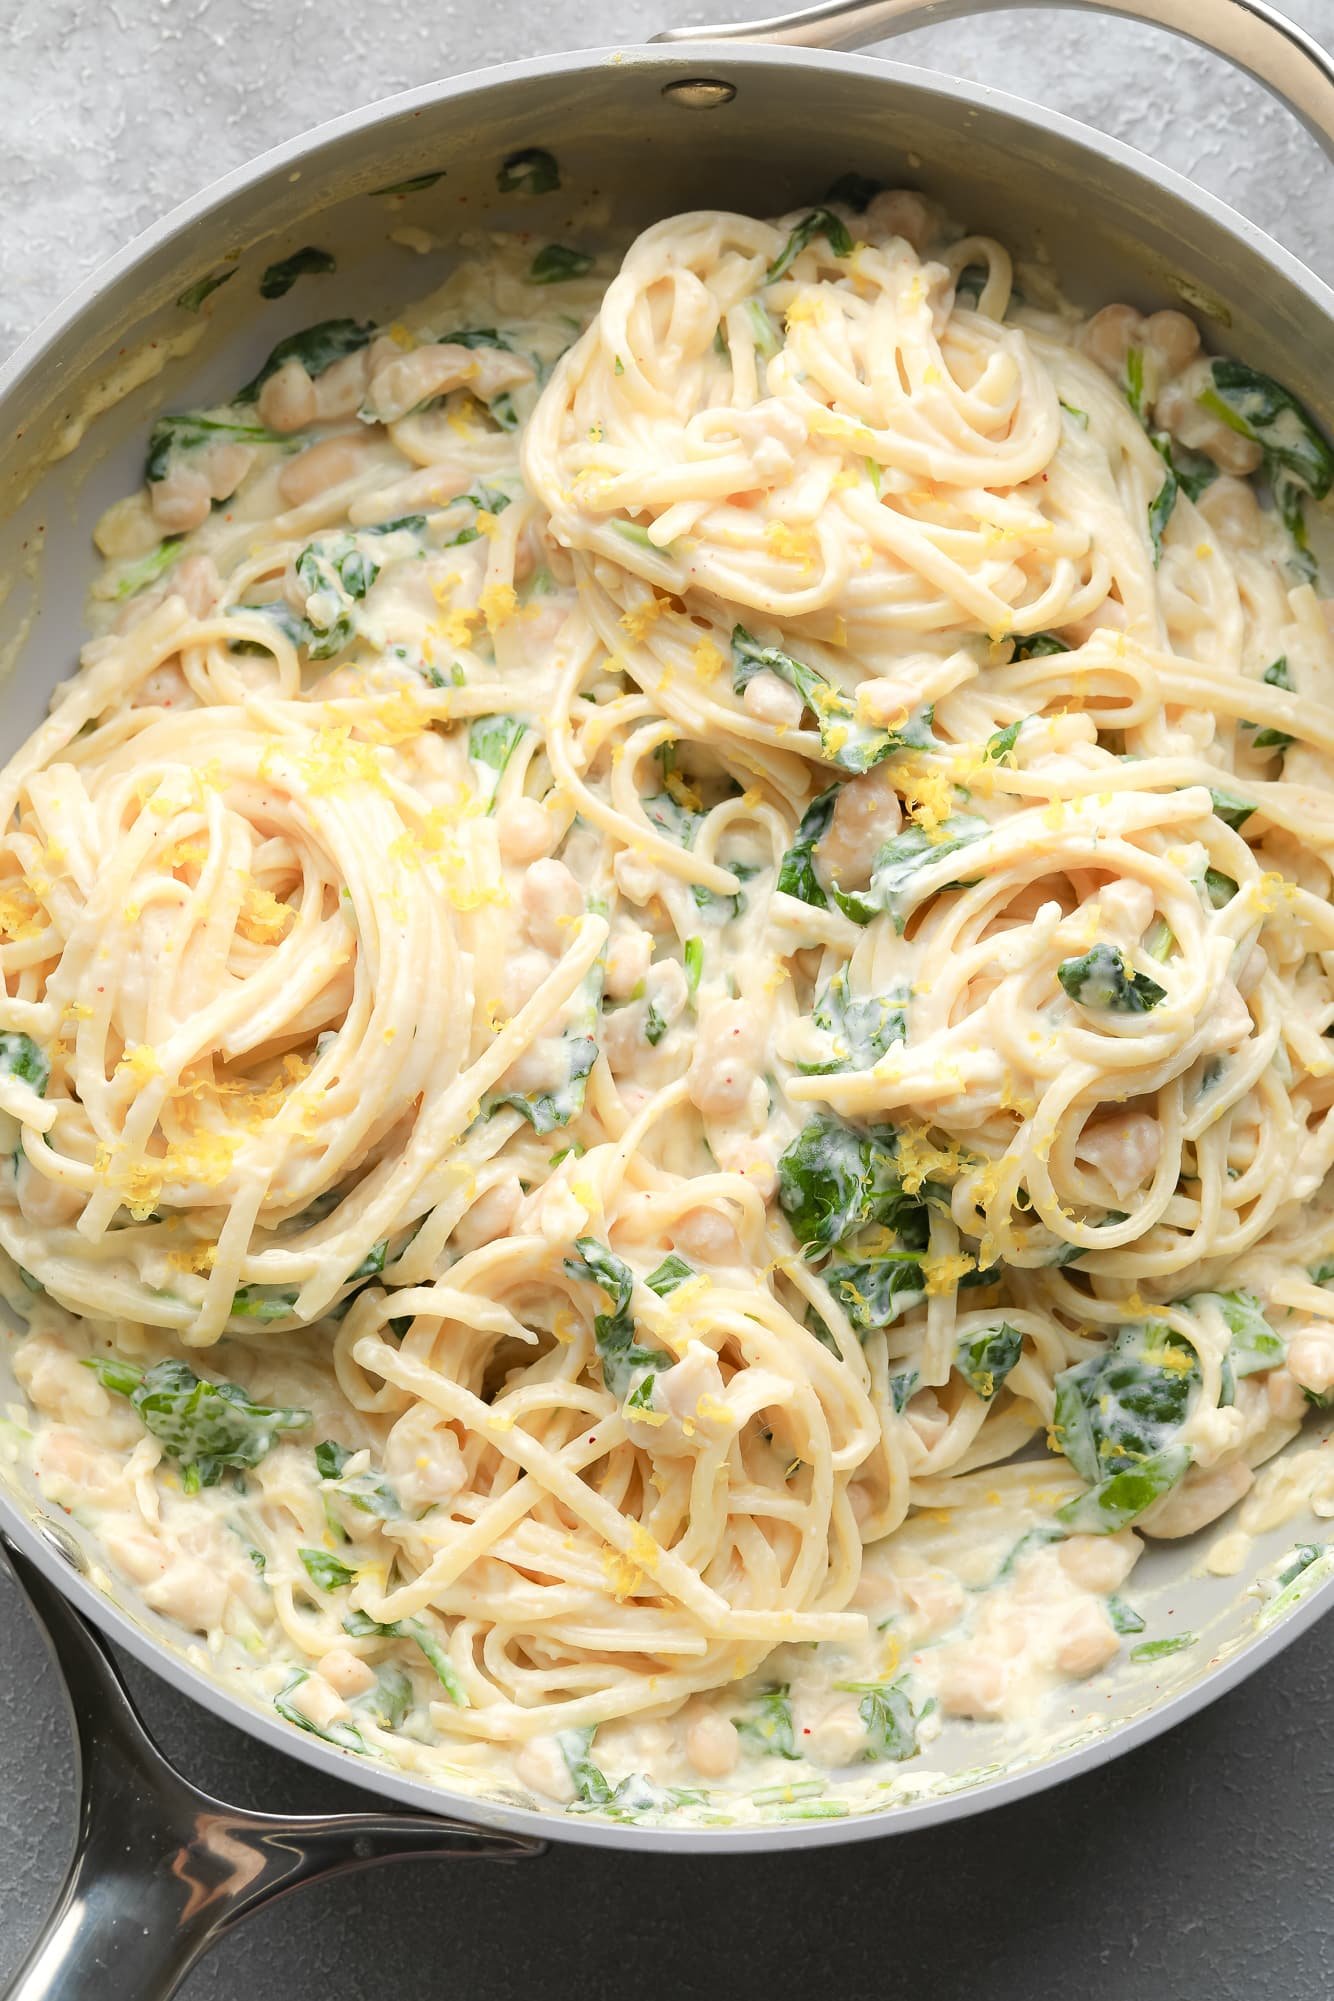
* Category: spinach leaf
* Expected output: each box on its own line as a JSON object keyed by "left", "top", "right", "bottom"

{"left": 438, "top": 327, "right": 514, "bottom": 351}
{"left": 349, "top": 1239, "right": 389, "bottom": 1282}
{"left": 85, "top": 1356, "right": 309, "bottom": 1491}
{"left": 1209, "top": 787, "right": 1254, "bottom": 832}
{"left": 807, "top": 969, "right": 908, "bottom": 1072}
{"left": 365, "top": 1662, "right": 414, "bottom": 1729}
{"left": 112, "top": 536, "right": 183, "bottom": 599}
{"left": 497, "top": 148, "right": 560, "bottom": 195}
{"left": 823, "top": 172, "right": 881, "bottom": 210}
{"left": 259, "top": 246, "right": 336, "bottom": 299}
{"left": 733, "top": 1684, "right": 800, "bottom": 1758}
{"left": 145, "top": 412, "right": 279, "bottom": 484}
{"left": 299, "top": 1547, "right": 357, "bottom": 1590}
{"left": 1009, "top": 633, "right": 1066, "bottom": 660}
{"left": 275, "top": 1671, "right": 365, "bottom": 1753}
{"left": 1188, "top": 1288, "right": 1284, "bottom": 1402}
{"left": 343, "top": 1608, "right": 469, "bottom": 1706}
{"left": 0, "top": 1032, "right": 49, "bottom": 1095}
{"left": 889, "top": 1368, "right": 919, "bottom": 1414}
{"left": 1147, "top": 445, "right": 1178, "bottom": 566}
{"left": 1203, "top": 868, "right": 1238, "bottom": 908}
{"left": 984, "top": 719, "right": 1023, "bottom": 765}
{"left": 490, "top": 964, "right": 601, "bottom": 1134}
{"left": 315, "top": 1439, "right": 352, "bottom": 1479}
{"left": 530, "top": 244, "right": 594, "bottom": 284}
{"left": 468, "top": 713, "right": 528, "bottom": 806}
{"left": 177, "top": 269, "right": 235, "bottom": 312}
{"left": 832, "top": 814, "right": 989, "bottom": 931}
{"left": 777, "top": 1114, "right": 902, "bottom": 1254}
{"left": 732, "top": 625, "right": 933, "bottom": 774}
{"left": 229, "top": 598, "right": 309, "bottom": 657}
{"left": 1199, "top": 358, "right": 1334, "bottom": 580}
{"left": 230, "top": 1285, "right": 299, "bottom": 1322}
{"left": 825, "top": 1252, "right": 925, "bottom": 1332}
{"left": 235, "top": 319, "right": 375, "bottom": 404}
{"left": 558, "top": 1726, "right": 612, "bottom": 1803}
{"left": 646, "top": 1253, "right": 695, "bottom": 1296}
{"left": 1125, "top": 345, "right": 1146, "bottom": 421}
{"left": 1130, "top": 1634, "right": 1197, "bottom": 1662}
{"left": 1107, "top": 1594, "right": 1145, "bottom": 1635}
{"left": 835, "top": 1678, "right": 921, "bottom": 1761}
{"left": 767, "top": 210, "right": 854, "bottom": 282}
{"left": 644, "top": 1002, "right": 667, "bottom": 1046}
{"left": 1057, "top": 943, "right": 1165, "bottom": 1014}
{"left": 1153, "top": 430, "right": 1218, "bottom": 503}
{"left": 956, "top": 1322, "right": 1023, "bottom": 1401}
{"left": 1050, "top": 1322, "right": 1196, "bottom": 1531}
{"left": 564, "top": 1237, "right": 672, "bottom": 1400}
{"left": 1247, "top": 656, "right": 1294, "bottom": 751}
{"left": 776, "top": 786, "right": 838, "bottom": 909}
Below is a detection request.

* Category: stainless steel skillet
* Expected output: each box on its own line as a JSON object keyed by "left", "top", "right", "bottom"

{"left": 1, "top": 1, "right": 1332, "bottom": 1992}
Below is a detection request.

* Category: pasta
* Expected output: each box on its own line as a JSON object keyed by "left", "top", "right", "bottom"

{"left": 3, "top": 185, "right": 1334, "bottom": 1822}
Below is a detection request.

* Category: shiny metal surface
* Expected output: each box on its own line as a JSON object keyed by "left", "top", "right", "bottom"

{"left": 655, "top": 0, "right": 1334, "bottom": 155}
{"left": 0, "top": 1541, "right": 541, "bottom": 2001}
{"left": 0, "top": 0, "right": 1329, "bottom": 1924}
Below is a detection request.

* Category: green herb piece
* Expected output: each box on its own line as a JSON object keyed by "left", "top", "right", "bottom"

{"left": 563, "top": 1237, "right": 671, "bottom": 1400}
{"left": 732, "top": 625, "right": 933, "bottom": 775}
{"left": 955, "top": 1322, "right": 1023, "bottom": 1401}
{"left": 467, "top": 713, "right": 528, "bottom": 807}
{"left": 349, "top": 1239, "right": 389, "bottom": 1282}
{"left": 1057, "top": 943, "right": 1165, "bottom": 1014}
{"left": 831, "top": 815, "right": 989, "bottom": 931}
{"left": 1199, "top": 356, "right": 1333, "bottom": 578}
{"left": 767, "top": 209, "right": 854, "bottom": 282}
{"left": 84, "top": 1356, "right": 309, "bottom": 1491}
{"left": 489, "top": 963, "right": 601, "bottom": 1134}
{"left": 177, "top": 269, "right": 235, "bottom": 312}
{"left": 1248, "top": 656, "right": 1295, "bottom": 751}
{"left": 112, "top": 536, "right": 183, "bottom": 599}
{"left": 888, "top": 1368, "right": 919, "bottom": 1414}
{"left": 530, "top": 244, "right": 594, "bottom": 284}
{"left": 1060, "top": 400, "right": 1089, "bottom": 428}
{"left": 230, "top": 1285, "right": 300, "bottom": 1322}
{"left": 1277, "top": 1542, "right": 1325, "bottom": 1590}
{"left": 299, "top": 1547, "right": 357, "bottom": 1590}
{"left": 259, "top": 246, "right": 336, "bottom": 299}
{"left": 1209, "top": 787, "right": 1254, "bottom": 831}
{"left": 1009, "top": 633, "right": 1066, "bottom": 659}
{"left": 235, "top": 319, "right": 375, "bottom": 404}
{"left": 0, "top": 1032, "right": 49, "bottom": 1095}
{"left": 315, "top": 1439, "right": 352, "bottom": 1479}
{"left": 834, "top": 1678, "right": 921, "bottom": 1761}
{"left": 558, "top": 1725, "right": 612, "bottom": 1803}
{"left": 733, "top": 1684, "right": 799, "bottom": 1759}
{"left": 646, "top": 1253, "right": 695, "bottom": 1297}
{"left": 1147, "top": 444, "right": 1178, "bottom": 565}
{"left": 683, "top": 937, "right": 703, "bottom": 999}
{"left": 644, "top": 1002, "right": 667, "bottom": 1046}
{"left": 776, "top": 787, "right": 838, "bottom": 909}
{"left": 275, "top": 1671, "right": 365, "bottom": 1753}
{"left": 1129, "top": 1634, "right": 1198, "bottom": 1663}
{"left": 497, "top": 147, "right": 560, "bottom": 195}
{"left": 1203, "top": 868, "right": 1238, "bottom": 908}
{"left": 1125, "top": 345, "right": 1145, "bottom": 421}
{"left": 1107, "top": 1594, "right": 1145, "bottom": 1635}
{"left": 343, "top": 1607, "right": 469, "bottom": 1706}
{"left": 807, "top": 968, "right": 908, "bottom": 1072}
{"left": 984, "top": 720, "right": 1023, "bottom": 765}
{"left": 825, "top": 1253, "right": 925, "bottom": 1333}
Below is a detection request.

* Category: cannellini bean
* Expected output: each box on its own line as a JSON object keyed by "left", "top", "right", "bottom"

{"left": 855, "top": 677, "right": 919, "bottom": 729}
{"left": 520, "top": 858, "right": 583, "bottom": 955}
{"left": 278, "top": 431, "right": 381, "bottom": 508}
{"left": 33, "top": 1428, "right": 124, "bottom": 1507}
{"left": 257, "top": 358, "right": 320, "bottom": 432}
{"left": 613, "top": 849, "right": 657, "bottom": 904}
{"left": 1141, "top": 308, "right": 1201, "bottom": 377}
{"left": 450, "top": 1176, "right": 522, "bottom": 1256}
{"left": 1076, "top": 1110, "right": 1162, "bottom": 1202}
{"left": 687, "top": 997, "right": 764, "bottom": 1119}
{"left": 501, "top": 946, "right": 556, "bottom": 1017}
{"left": 801, "top": 1699, "right": 869, "bottom": 1767}
{"left": 934, "top": 1651, "right": 1007, "bottom": 1720}
{"left": 497, "top": 798, "right": 558, "bottom": 865}
{"left": 514, "top": 1735, "right": 577, "bottom": 1803}
{"left": 365, "top": 342, "right": 532, "bottom": 423}
{"left": 149, "top": 462, "right": 212, "bottom": 533}
{"left": 900, "top": 1566, "right": 966, "bottom": 1640}
{"left": 1267, "top": 1366, "right": 1308, "bottom": 1422}
{"left": 1287, "top": 1323, "right": 1334, "bottom": 1398}
{"left": 15, "top": 1334, "right": 116, "bottom": 1426}
{"left": 203, "top": 441, "right": 256, "bottom": 502}
{"left": 141, "top": 1553, "right": 229, "bottom": 1632}
{"left": 1142, "top": 1455, "right": 1253, "bottom": 1538}
{"left": 312, "top": 348, "right": 373, "bottom": 421}
{"left": 319, "top": 1647, "right": 377, "bottom": 1699}
{"left": 685, "top": 1708, "right": 740, "bottom": 1779}
{"left": 1057, "top": 1531, "right": 1139, "bottom": 1594}
{"left": 866, "top": 188, "right": 936, "bottom": 252}
{"left": 742, "top": 670, "right": 805, "bottom": 728}
{"left": 1081, "top": 303, "right": 1143, "bottom": 377}
{"left": 604, "top": 924, "right": 653, "bottom": 1000}
{"left": 817, "top": 763, "right": 902, "bottom": 888}
{"left": 384, "top": 1407, "right": 467, "bottom": 1509}
{"left": 673, "top": 1205, "right": 742, "bottom": 1265}
{"left": 1054, "top": 1600, "right": 1120, "bottom": 1677}
{"left": 95, "top": 491, "right": 161, "bottom": 559}
{"left": 601, "top": 1001, "right": 648, "bottom": 1076}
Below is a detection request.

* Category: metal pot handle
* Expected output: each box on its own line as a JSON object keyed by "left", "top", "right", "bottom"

{"left": 1, "top": 1539, "right": 542, "bottom": 2001}
{"left": 654, "top": 0, "right": 1334, "bottom": 158}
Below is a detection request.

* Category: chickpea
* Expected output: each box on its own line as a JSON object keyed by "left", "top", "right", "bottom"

{"left": 319, "top": 1648, "right": 377, "bottom": 1699}
{"left": 497, "top": 798, "right": 557, "bottom": 866}
{"left": 673, "top": 1205, "right": 742, "bottom": 1265}
{"left": 1287, "top": 1322, "right": 1334, "bottom": 1398}
{"left": 257, "top": 358, "right": 319, "bottom": 433}
{"left": 685, "top": 1708, "right": 740, "bottom": 1779}
{"left": 1142, "top": 308, "right": 1201, "bottom": 376}
{"left": 1057, "top": 1531, "right": 1139, "bottom": 1595}
{"left": 604, "top": 923, "right": 653, "bottom": 1000}
{"left": 1081, "top": 303, "right": 1144, "bottom": 378}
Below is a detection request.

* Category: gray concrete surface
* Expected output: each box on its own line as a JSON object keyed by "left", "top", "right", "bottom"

{"left": 2, "top": 2, "right": 1333, "bottom": 1995}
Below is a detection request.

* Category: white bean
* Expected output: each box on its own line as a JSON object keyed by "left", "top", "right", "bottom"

{"left": 742, "top": 670, "right": 805, "bottom": 728}
{"left": 817, "top": 764, "right": 902, "bottom": 888}
{"left": 520, "top": 858, "right": 583, "bottom": 955}
{"left": 687, "top": 998, "right": 763, "bottom": 1119}
{"left": 685, "top": 1708, "right": 740, "bottom": 1779}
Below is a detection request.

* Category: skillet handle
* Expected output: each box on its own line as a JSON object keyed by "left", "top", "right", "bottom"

{"left": 1, "top": 1538, "right": 542, "bottom": 2001}
{"left": 653, "top": 0, "right": 1334, "bottom": 159}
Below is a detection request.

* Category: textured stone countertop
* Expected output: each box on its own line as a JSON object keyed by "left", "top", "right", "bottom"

{"left": 2, "top": 3, "right": 1334, "bottom": 1995}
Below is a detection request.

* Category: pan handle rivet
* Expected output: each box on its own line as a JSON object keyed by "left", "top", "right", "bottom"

{"left": 661, "top": 77, "right": 736, "bottom": 106}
